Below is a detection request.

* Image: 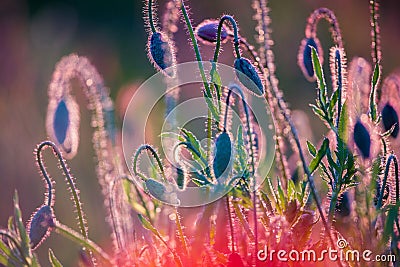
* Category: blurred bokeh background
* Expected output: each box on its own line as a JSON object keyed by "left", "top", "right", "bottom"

{"left": 0, "top": 0, "right": 399, "bottom": 265}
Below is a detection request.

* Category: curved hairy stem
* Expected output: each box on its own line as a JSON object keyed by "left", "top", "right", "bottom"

{"left": 377, "top": 154, "right": 399, "bottom": 210}
{"left": 213, "top": 15, "right": 241, "bottom": 62}
{"left": 36, "top": 141, "right": 87, "bottom": 240}
{"left": 132, "top": 144, "right": 167, "bottom": 182}
{"left": 148, "top": 0, "right": 157, "bottom": 33}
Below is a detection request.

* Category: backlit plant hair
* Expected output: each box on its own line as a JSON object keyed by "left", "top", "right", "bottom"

{"left": 211, "top": 15, "right": 265, "bottom": 97}
{"left": 329, "top": 46, "right": 347, "bottom": 127}
{"left": 298, "top": 8, "right": 343, "bottom": 81}
{"left": 223, "top": 84, "right": 259, "bottom": 263}
{"left": 252, "top": 0, "right": 334, "bottom": 249}
{"left": 29, "top": 141, "right": 94, "bottom": 263}
{"left": 145, "top": 0, "right": 177, "bottom": 77}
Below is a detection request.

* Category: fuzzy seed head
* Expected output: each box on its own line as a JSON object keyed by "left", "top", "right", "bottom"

{"left": 382, "top": 103, "right": 399, "bottom": 138}
{"left": 195, "top": 19, "right": 229, "bottom": 45}
{"left": 148, "top": 31, "right": 176, "bottom": 77}
{"left": 298, "top": 37, "right": 323, "bottom": 81}
{"left": 27, "top": 205, "right": 55, "bottom": 250}
{"left": 234, "top": 57, "right": 264, "bottom": 96}
{"left": 353, "top": 119, "right": 371, "bottom": 159}
{"left": 213, "top": 132, "right": 233, "bottom": 178}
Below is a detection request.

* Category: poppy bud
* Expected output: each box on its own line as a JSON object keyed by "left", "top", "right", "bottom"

{"left": 298, "top": 37, "right": 323, "bottom": 81}
{"left": 213, "top": 132, "right": 232, "bottom": 178}
{"left": 382, "top": 103, "right": 399, "bottom": 138}
{"left": 234, "top": 57, "right": 264, "bottom": 96}
{"left": 195, "top": 19, "right": 229, "bottom": 45}
{"left": 47, "top": 96, "right": 80, "bottom": 159}
{"left": 27, "top": 205, "right": 55, "bottom": 249}
{"left": 148, "top": 31, "right": 176, "bottom": 77}
{"left": 353, "top": 120, "right": 371, "bottom": 158}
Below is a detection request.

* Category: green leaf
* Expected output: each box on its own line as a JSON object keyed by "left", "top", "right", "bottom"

{"left": 311, "top": 47, "right": 327, "bottom": 106}
{"left": 159, "top": 132, "right": 184, "bottom": 142}
{"left": 13, "top": 191, "right": 31, "bottom": 259}
{"left": 0, "top": 237, "right": 20, "bottom": 266}
{"left": 307, "top": 141, "right": 317, "bottom": 157}
{"left": 372, "top": 62, "right": 381, "bottom": 87}
{"left": 329, "top": 90, "right": 340, "bottom": 114}
{"left": 264, "top": 177, "right": 281, "bottom": 212}
{"left": 338, "top": 101, "right": 349, "bottom": 143}
{"left": 49, "top": 249, "right": 63, "bottom": 267}
{"left": 383, "top": 204, "right": 397, "bottom": 245}
{"left": 309, "top": 138, "right": 329, "bottom": 174}
{"left": 180, "top": 128, "right": 207, "bottom": 160}
{"left": 235, "top": 125, "right": 248, "bottom": 172}
{"left": 277, "top": 178, "right": 287, "bottom": 210}
{"left": 203, "top": 92, "right": 220, "bottom": 122}
{"left": 138, "top": 214, "right": 160, "bottom": 237}
{"left": 369, "top": 63, "right": 380, "bottom": 122}
{"left": 210, "top": 62, "right": 222, "bottom": 104}
{"left": 287, "top": 179, "right": 296, "bottom": 201}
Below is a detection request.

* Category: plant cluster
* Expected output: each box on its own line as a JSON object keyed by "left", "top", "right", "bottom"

{"left": 1, "top": 0, "right": 399, "bottom": 266}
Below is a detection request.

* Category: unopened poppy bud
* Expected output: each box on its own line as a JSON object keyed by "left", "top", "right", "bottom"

{"left": 148, "top": 32, "right": 176, "bottom": 77}
{"left": 234, "top": 57, "right": 264, "bottom": 96}
{"left": 298, "top": 37, "right": 323, "bottom": 81}
{"left": 27, "top": 205, "right": 55, "bottom": 249}
{"left": 195, "top": 19, "right": 229, "bottom": 45}
{"left": 382, "top": 103, "right": 399, "bottom": 138}
{"left": 353, "top": 120, "right": 371, "bottom": 159}
{"left": 213, "top": 131, "right": 232, "bottom": 178}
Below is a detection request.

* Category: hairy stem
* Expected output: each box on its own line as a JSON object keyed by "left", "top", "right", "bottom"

{"left": 36, "top": 141, "right": 87, "bottom": 240}
{"left": 148, "top": 0, "right": 157, "bottom": 33}
{"left": 178, "top": 0, "right": 213, "bottom": 160}
{"left": 132, "top": 144, "right": 167, "bottom": 182}
{"left": 213, "top": 15, "right": 241, "bottom": 61}
{"left": 377, "top": 154, "right": 399, "bottom": 209}
{"left": 55, "top": 222, "right": 112, "bottom": 265}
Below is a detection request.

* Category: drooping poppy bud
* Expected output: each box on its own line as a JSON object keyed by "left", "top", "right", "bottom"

{"left": 27, "top": 205, "right": 55, "bottom": 249}
{"left": 46, "top": 96, "right": 80, "bottom": 159}
{"left": 148, "top": 31, "right": 176, "bottom": 77}
{"left": 298, "top": 37, "right": 323, "bottom": 81}
{"left": 234, "top": 57, "right": 264, "bottom": 96}
{"left": 195, "top": 19, "right": 229, "bottom": 45}
{"left": 353, "top": 119, "right": 371, "bottom": 159}
{"left": 382, "top": 103, "right": 399, "bottom": 138}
